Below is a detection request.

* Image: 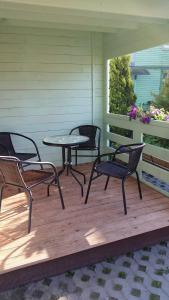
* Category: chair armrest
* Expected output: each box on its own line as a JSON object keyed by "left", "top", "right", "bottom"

{"left": 0, "top": 155, "right": 20, "bottom": 161}
{"left": 21, "top": 160, "right": 58, "bottom": 177}
{"left": 92, "top": 152, "right": 116, "bottom": 167}
{"left": 114, "top": 143, "right": 145, "bottom": 155}
{"left": 92, "top": 145, "right": 129, "bottom": 168}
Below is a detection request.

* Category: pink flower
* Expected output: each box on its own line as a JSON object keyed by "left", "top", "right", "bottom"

{"left": 165, "top": 115, "right": 169, "bottom": 121}
{"left": 128, "top": 104, "right": 138, "bottom": 120}
{"left": 140, "top": 115, "right": 151, "bottom": 124}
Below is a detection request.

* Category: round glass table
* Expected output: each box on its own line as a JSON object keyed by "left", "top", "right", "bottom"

{"left": 43, "top": 135, "right": 89, "bottom": 196}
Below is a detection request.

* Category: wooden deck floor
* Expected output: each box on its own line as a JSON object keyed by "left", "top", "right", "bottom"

{"left": 1, "top": 163, "right": 169, "bottom": 291}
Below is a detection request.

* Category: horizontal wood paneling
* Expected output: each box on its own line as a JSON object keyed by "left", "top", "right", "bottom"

{"left": 0, "top": 63, "right": 91, "bottom": 72}
{"left": 0, "top": 26, "right": 103, "bottom": 164}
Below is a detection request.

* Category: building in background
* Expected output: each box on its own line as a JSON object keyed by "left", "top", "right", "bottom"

{"left": 131, "top": 45, "right": 169, "bottom": 109}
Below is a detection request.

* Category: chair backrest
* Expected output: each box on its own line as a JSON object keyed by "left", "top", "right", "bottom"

{"left": 128, "top": 144, "right": 145, "bottom": 174}
{"left": 118, "top": 143, "right": 145, "bottom": 174}
{"left": 0, "top": 156, "right": 26, "bottom": 188}
{"left": 0, "top": 133, "right": 15, "bottom": 156}
{"left": 71, "top": 125, "right": 101, "bottom": 148}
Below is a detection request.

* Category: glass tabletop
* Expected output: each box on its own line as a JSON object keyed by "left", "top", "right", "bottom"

{"left": 43, "top": 134, "right": 89, "bottom": 147}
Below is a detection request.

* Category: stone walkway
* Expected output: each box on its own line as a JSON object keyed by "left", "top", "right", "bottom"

{"left": 1, "top": 241, "right": 169, "bottom": 300}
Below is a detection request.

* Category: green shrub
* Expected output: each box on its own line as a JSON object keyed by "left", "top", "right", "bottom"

{"left": 109, "top": 55, "right": 136, "bottom": 114}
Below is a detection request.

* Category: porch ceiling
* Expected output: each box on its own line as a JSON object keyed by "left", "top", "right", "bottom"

{"left": 0, "top": 0, "right": 169, "bottom": 58}
{"left": 0, "top": 0, "right": 169, "bottom": 33}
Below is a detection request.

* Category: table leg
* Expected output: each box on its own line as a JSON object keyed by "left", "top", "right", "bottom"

{"left": 58, "top": 146, "right": 86, "bottom": 197}
{"left": 58, "top": 147, "right": 66, "bottom": 176}
{"left": 70, "top": 168, "right": 84, "bottom": 197}
{"left": 66, "top": 147, "right": 69, "bottom": 176}
{"left": 70, "top": 166, "right": 86, "bottom": 184}
{"left": 67, "top": 147, "right": 85, "bottom": 196}
{"left": 62, "top": 147, "right": 65, "bottom": 168}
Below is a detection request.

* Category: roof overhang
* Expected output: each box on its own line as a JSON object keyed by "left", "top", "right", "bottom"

{"left": 0, "top": 0, "right": 169, "bottom": 32}
{"left": 0, "top": 0, "right": 169, "bottom": 58}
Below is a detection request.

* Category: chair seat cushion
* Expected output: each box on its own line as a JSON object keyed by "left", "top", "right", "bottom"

{"left": 22, "top": 170, "right": 54, "bottom": 184}
{"left": 15, "top": 153, "right": 37, "bottom": 161}
{"left": 96, "top": 161, "right": 128, "bottom": 178}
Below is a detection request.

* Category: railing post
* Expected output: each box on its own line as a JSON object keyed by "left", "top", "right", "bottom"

{"left": 133, "top": 124, "right": 143, "bottom": 180}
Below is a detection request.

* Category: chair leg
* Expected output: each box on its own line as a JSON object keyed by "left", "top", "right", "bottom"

{"left": 84, "top": 167, "right": 95, "bottom": 204}
{"left": 40, "top": 163, "right": 44, "bottom": 170}
{"left": 122, "top": 179, "right": 127, "bottom": 215}
{"left": 75, "top": 149, "right": 77, "bottom": 166}
{"left": 47, "top": 179, "right": 55, "bottom": 197}
{"left": 47, "top": 177, "right": 65, "bottom": 209}
{"left": 57, "top": 177, "right": 65, "bottom": 209}
{"left": 47, "top": 184, "right": 50, "bottom": 197}
{"left": 136, "top": 171, "right": 142, "bottom": 199}
{"left": 104, "top": 176, "right": 110, "bottom": 190}
{"left": 0, "top": 185, "right": 5, "bottom": 212}
{"left": 97, "top": 149, "right": 101, "bottom": 163}
{"left": 27, "top": 190, "right": 33, "bottom": 234}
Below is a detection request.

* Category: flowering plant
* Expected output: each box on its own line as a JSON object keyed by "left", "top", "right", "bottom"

{"left": 128, "top": 104, "right": 138, "bottom": 120}
{"left": 128, "top": 104, "right": 169, "bottom": 124}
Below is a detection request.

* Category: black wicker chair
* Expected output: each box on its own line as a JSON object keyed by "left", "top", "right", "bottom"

{"left": 0, "top": 156, "right": 65, "bottom": 233}
{"left": 0, "top": 132, "right": 42, "bottom": 168}
{"left": 85, "top": 143, "right": 145, "bottom": 214}
{"left": 69, "top": 125, "right": 101, "bottom": 165}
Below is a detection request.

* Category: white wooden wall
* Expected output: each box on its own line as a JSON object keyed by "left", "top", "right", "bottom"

{"left": 0, "top": 26, "right": 103, "bottom": 165}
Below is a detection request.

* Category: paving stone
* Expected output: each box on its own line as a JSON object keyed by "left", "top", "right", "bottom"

{"left": 134, "top": 275, "right": 144, "bottom": 283}
{"left": 113, "top": 283, "right": 122, "bottom": 291}
{"left": 131, "top": 288, "right": 141, "bottom": 297}
{"left": 138, "top": 265, "right": 147, "bottom": 272}
{"left": 0, "top": 293, "right": 12, "bottom": 300}
{"left": 50, "top": 295, "right": 60, "bottom": 300}
{"left": 156, "top": 258, "right": 165, "bottom": 265}
{"left": 143, "top": 246, "right": 152, "bottom": 252}
{"left": 88, "top": 264, "right": 96, "bottom": 272}
{"left": 32, "top": 289, "right": 44, "bottom": 299}
{"left": 65, "top": 271, "right": 75, "bottom": 278}
{"left": 118, "top": 271, "right": 127, "bottom": 279}
{"left": 3, "top": 239, "right": 169, "bottom": 300}
{"left": 102, "top": 267, "right": 112, "bottom": 275}
{"left": 149, "top": 293, "right": 160, "bottom": 300}
{"left": 42, "top": 278, "right": 52, "bottom": 286}
{"left": 90, "top": 291, "right": 100, "bottom": 299}
{"left": 106, "top": 257, "right": 116, "bottom": 264}
{"left": 73, "top": 286, "right": 83, "bottom": 295}
{"left": 81, "top": 274, "right": 91, "bottom": 282}
{"left": 123, "top": 261, "right": 131, "bottom": 268}
{"left": 97, "top": 278, "right": 106, "bottom": 287}
{"left": 58, "top": 281, "right": 68, "bottom": 292}
{"left": 151, "top": 280, "right": 162, "bottom": 289}
{"left": 10, "top": 287, "right": 27, "bottom": 300}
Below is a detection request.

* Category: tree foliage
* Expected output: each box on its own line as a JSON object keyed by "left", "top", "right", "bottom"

{"left": 109, "top": 55, "right": 136, "bottom": 114}
{"left": 154, "top": 76, "right": 169, "bottom": 111}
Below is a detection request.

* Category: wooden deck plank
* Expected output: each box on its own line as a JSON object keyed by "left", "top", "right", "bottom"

{"left": 0, "top": 163, "right": 169, "bottom": 290}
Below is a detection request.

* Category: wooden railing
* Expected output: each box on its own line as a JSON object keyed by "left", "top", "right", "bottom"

{"left": 104, "top": 113, "right": 169, "bottom": 196}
